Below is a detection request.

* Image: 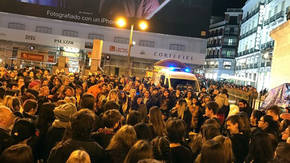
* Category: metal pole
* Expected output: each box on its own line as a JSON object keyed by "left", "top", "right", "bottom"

{"left": 128, "top": 24, "right": 134, "bottom": 77}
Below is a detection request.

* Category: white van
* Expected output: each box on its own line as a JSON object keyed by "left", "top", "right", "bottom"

{"left": 152, "top": 69, "right": 200, "bottom": 92}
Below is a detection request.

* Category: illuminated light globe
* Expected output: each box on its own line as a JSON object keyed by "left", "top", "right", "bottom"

{"left": 139, "top": 21, "right": 148, "bottom": 30}
{"left": 116, "top": 17, "right": 127, "bottom": 28}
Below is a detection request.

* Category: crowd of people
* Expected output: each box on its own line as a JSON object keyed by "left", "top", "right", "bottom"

{"left": 0, "top": 66, "right": 289, "bottom": 163}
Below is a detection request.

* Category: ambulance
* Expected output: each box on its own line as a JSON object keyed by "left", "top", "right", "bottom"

{"left": 150, "top": 59, "right": 200, "bottom": 92}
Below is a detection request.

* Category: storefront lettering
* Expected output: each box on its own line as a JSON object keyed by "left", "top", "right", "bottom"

{"left": 153, "top": 52, "right": 193, "bottom": 61}
{"left": 54, "top": 39, "right": 74, "bottom": 45}
{"left": 25, "top": 35, "right": 36, "bottom": 41}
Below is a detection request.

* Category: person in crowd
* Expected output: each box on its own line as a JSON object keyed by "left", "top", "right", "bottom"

{"left": 226, "top": 115, "right": 250, "bottom": 163}
{"left": 22, "top": 99, "right": 38, "bottom": 120}
{"left": 204, "top": 101, "right": 220, "bottom": 124}
{"left": 266, "top": 105, "right": 281, "bottom": 122}
{"left": 147, "top": 88, "right": 161, "bottom": 110}
{"left": 246, "top": 132, "right": 274, "bottom": 163}
{"left": 249, "top": 110, "right": 264, "bottom": 128}
{"left": 151, "top": 136, "right": 171, "bottom": 163}
{"left": 80, "top": 93, "right": 96, "bottom": 111}
{"left": 0, "top": 144, "right": 34, "bottom": 163}
{"left": 212, "top": 135, "right": 234, "bottom": 163}
{"left": 238, "top": 100, "right": 252, "bottom": 118}
{"left": 258, "top": 115, "right": 280, "bottom": 142}
{"left": 11, "top": 118, "right": 36, "bottom": 144}
{"left": 66, "top": 150, "right": 91, "bottom": 163}
{"left": 126, "top": 110, "right": 143, "bottom": 126}
{"left": 131, "top": 95, "right": 147, "bottom": 120}
{"left": 166, "top": 118, "right": 193, "bottom": 163}
{"left": 272, "top": 142, "right": 290, "bottom": 163}
{"left": 124, "top": 140, "right": 153, "bottom": 163}
{"left": 47, "top": 109, "right": 105, "bottom": 163}
{"left": 149, "top": 106, "right": 167, "bottom": 137}
{"left": 0, "top": 106, "right": 15, "bottom": 154}
{"left": 44, "top": 103, "right": 77, "bottom": 160}
{"left": 134, "top": 122, "right": 154, "bottom": 141}
{"left": 106, "top": 125, "right": 137, "bottom": 163}
{"left": 170, "top": 99, "right": 192, "bottom": 132}
{"left": 92, "top": 109, "right": 122, "bottom": 148}
{"left": 197, "top": 139, "right": 226, "bottom": 163}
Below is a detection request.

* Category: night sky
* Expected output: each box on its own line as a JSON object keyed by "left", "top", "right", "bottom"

{"left": 149, "top": 0, "right": 246, "bottom": 38}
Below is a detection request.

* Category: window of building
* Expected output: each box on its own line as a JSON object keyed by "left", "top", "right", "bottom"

{"left": 281, "top": 1, "right": 285, "bottom": 11}
{"left": 228, "top": 39, "right": 233, "bottom": 45}
{"left": 169, "top": 44, "right": 185, "bottom": 51}
{"left": 88, "top": 33, "right": 104, "bottom": 40}
{"left": 274, "top": 5, "right": 278, "bottom": 14}
{"left": 223, "top": 61, "right": 232, "bottom": 69}
{"left": 8, "top": 23, "right": 25, "bottom": 30}
{"left": 268, "top": 10, "right": 272, "bottom": 19}
{"left": 114, "top": 37, "right": 129, "bottom": 44}
{"left": 35, "top": 26, "right": 52, "bottom": 34}
{"left": 62, "top": 30, "right": 78, "bottom": 37}
{"left": 139, "top": 40, "right": 155, "bottom": 47}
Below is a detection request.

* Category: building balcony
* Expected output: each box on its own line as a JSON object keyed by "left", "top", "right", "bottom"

{"left": 238, "top": 48, "right": 259, "bottom": 57}
{"left": 222, "top": 44, "right": 238, "bottom": 48}
{"left": 241, "top": 6, "right": 261, "bottom": 24}
{"left": 205, "top": 55, "right": 219, "bottom": 59}
{"left": 207, "top": 43, "right": 221, "bottom": 48}
{"left": 240, "top": 27, "right": 258, "bottom": 40}
{"left": 223, "top": 31, "right": 240, "bottom": 36}
{"left": 261, "top": 40, "right": 274, "bottom": 50}
{"left": 264, "top": 11, "right": 284, "bottom": 26}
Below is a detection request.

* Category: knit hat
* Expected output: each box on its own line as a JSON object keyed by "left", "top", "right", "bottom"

{"left": 11, "top": 118, "right": 35, "bottom": 143}
{"left": 28, "top": 80, "right": 41, "bottom": 89}
{"left": 53, "top": 103, "right": 77, "bottom": 122}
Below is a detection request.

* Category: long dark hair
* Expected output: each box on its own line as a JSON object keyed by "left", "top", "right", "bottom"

{"left": 149, "top": 106, "right": 167, "bottom": 136}
{"left": 246, "top": 132, "right": 274, "bottom": 163}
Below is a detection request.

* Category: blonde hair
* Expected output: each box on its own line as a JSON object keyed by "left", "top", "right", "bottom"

{"left": 107, "top": 125, "right": 137, "bottom": 150}
{"left": 107, "top": 89, "right": 119, "bottom": 104}
{"left": 66, "top": 150, "right": 91, "bottom": 163}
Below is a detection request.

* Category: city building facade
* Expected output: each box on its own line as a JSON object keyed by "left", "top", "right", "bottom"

{"left": 0, "top": 12, "right": 207, "bottom": 77}
{"left": 205, "top": 9, "right": 243, "bottom": 80}
{"left": 235, "top": 0, "right": 290, "bottom": 91}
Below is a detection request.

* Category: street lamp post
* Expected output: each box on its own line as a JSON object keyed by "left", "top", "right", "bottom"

{"left": 116, "top": 17, "right": 148, "bottom": 77}
{"left": 128, "top": 24, "right": 134, "bottom": 76}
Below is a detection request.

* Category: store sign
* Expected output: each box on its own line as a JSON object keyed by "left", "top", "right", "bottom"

{"left": 54, "top": 39, "right": 74, "bottom": 45}
{"left": 48, "top": 56, "right": 55, "bottom": 62}
{"left": 21, "top": 53, "right": 44, "bottom": 62}
{"left": 109, "top": 45, "right": 128, "bottom": 53}
{"left": 153, "top": 52, "right": 194, "bottom": 61}
{"left": 104, "top": 42, "right": 205, "bottom": 65}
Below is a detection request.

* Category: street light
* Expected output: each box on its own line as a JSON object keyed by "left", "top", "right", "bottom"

{"left": 115, "top": 17, "right": 149, "bottom": 76}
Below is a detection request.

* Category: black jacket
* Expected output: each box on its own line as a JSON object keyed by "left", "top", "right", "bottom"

{"left": 47, "top": 138, "right": 105, "bottom": 163}
{"left": 0, "top": 128, "right": 14, "bottom": 154}
{"left": 44, "top": 126, "right": 66, "bottom": 160}
{"left": 230, "top": 134, "right": 250, "bottom": 163}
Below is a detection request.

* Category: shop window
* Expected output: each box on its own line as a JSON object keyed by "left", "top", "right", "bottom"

{"left": 114, "top": 37, "right": 129, "bottom": 44}
{"left": 62, "top": 30, "right": 78, "bottom": 37}
{"left": 36, "top": 26, "right": 52, "bottom": 34}
{"left": 8, "top": 23, "right": 25, "bottom": 30}
{"left": 139, "top": 40, "right": 155, "bottom": 47}
{"left": 88, "top": 33, "right": 104, "bottom": 40}
{"left": 169, "top": 44, "right": 185, "bottom": 51}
